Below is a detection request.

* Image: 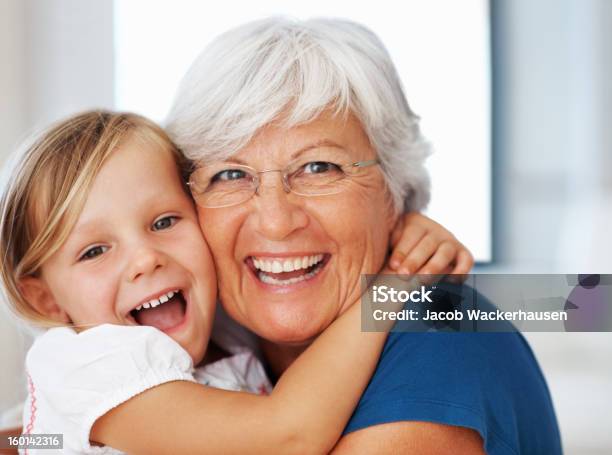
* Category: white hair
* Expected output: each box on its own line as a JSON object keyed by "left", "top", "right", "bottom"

{"left": 165, "top": 17, "right": 431, "bottom": 212}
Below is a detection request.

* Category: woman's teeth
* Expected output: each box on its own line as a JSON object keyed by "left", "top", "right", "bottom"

{"left": 259, "top": 268, "right": 321, "bottom": 285}
{"left": 252, "top": 254, "right": 324, "bottom": 273}
{"left": 252, "top": 254, "right": 325, "bottom": 286}
{"left": 134, "top": 290, "right": 179, "bottom": 311}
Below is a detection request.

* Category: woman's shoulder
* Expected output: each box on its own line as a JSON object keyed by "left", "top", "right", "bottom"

{"left": 369, "top": 330, "right": 544, "bottom": 398}
{"left": 346, "top": 286, "right": 562, "bottom": 454}
{"left": 376, "top": 282, "right": 547, "bottom": 383}
{"left": 370, "top": 282, "right": 555, "bottom": 416}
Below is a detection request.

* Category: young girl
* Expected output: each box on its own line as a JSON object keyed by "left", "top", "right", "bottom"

{"left": 0, "top": 111, "right": 472, "bottom": 454}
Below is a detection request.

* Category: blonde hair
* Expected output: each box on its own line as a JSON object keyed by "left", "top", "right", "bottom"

{"left": 0, "top": 110, "right": 189, "bottom": 326}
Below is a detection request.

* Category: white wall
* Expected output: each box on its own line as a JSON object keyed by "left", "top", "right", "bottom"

{"left": 25, "top": 0, "right": 115, "bottom": 130}
{"left": 0, "top": 0, "right": 115, "bottom": 161}
{"left": 0, "top": 0, "right": 114, "bottom": 419}
{"left": 0, "top": 0, "right": 29, "bottom": 421}
{"left": 0, "top": 0, "right": 27, "bottom": 163}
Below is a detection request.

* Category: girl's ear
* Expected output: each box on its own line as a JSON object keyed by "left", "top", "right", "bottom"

{"left": 18, "top": 277, "right": 70, "bottom": 323}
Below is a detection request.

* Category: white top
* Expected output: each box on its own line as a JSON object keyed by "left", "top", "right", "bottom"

{"left": 21, "top": 324, "right": 271, "bottom": 455}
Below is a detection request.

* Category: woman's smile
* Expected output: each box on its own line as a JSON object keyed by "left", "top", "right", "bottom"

{"left": 245, "top": 253, "right": 331, "bottom": 292}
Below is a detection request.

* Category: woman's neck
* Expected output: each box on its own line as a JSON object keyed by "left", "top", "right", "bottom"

{"left": 259, "top": 338, "right": 309, "bottom": 383}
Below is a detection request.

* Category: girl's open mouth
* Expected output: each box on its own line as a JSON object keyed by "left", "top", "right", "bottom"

{"left": 130, "top": 289, "right": 187, "bottom": 332}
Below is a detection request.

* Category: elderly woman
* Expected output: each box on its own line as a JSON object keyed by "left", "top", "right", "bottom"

{"left": 166, "top": 17, "right": 561, "bottom": 454}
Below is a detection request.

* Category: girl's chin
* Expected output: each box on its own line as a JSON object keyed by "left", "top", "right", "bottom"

{"left": 174, "top": 333, "right": 206, "bottom": 365}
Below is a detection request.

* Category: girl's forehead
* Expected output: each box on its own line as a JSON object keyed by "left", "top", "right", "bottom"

{"left": 78, "top": 141, "right": 184, "bottom": 215}
{"left": 106, "top": 134, "right": 178, "bottom": 176}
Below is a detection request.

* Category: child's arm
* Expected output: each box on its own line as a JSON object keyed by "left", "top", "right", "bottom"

{"left": 388, "top": 212, "right": 474, "bottom": 276}
{"left": 91, "top": 284, "right": 404, "bottom": 455}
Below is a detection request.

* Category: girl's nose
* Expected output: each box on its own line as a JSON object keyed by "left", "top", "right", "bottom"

{"left": 125, "top": 246, "right": 168, "bottom": 282}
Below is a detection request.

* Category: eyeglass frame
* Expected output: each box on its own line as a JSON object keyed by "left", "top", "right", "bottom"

{"left": 186, "top": 158, "right": 380, "bottom": 208}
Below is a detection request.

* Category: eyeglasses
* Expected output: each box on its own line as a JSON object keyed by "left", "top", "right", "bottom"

{"left": 187, "top": 158, "right": 379, "bottom": 208}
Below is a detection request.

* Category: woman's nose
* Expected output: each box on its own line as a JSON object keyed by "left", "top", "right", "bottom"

{"left": 125, "top": 245, "right": 167, "bottom": 282}
{"left": 252, "top": 174, "right": 309, "bottom": 240}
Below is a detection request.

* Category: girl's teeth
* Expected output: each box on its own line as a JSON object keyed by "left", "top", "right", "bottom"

{"left": 134, "top": 290, "right": 180, "bottom": 312}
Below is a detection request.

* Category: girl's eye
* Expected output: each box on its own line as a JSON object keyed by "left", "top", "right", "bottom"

{"left": 152, "top": 216, "right": 179, "bottom": 231}
{"left": 79, "top": 245, "right": 108, "bottom": 261}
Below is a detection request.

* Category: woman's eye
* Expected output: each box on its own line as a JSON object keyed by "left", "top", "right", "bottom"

{"left": 303, "top": 161, "right": 341, "bottom": 174}
{"left": 79, "top": 245, "right": 108, "bottom": 261}
{"left": 152, "top": 216, "right": 179, "bottom": 231}
{"left": 211, "top": 169, "right": 248, "bottom": 182}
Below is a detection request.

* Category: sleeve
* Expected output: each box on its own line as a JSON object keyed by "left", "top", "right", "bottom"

{"left": 25, "top": 324, "right": 196, "bottom": 453}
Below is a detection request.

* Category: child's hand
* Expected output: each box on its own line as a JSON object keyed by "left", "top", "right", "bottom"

{"left": 388, "top": 212, "right": 473, "bottom": 277}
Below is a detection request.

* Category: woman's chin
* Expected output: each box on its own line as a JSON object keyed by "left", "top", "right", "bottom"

{"left": 256, "top": 324, "right": 323, "bottom": 346}
{"left": 234, "top": 261, "right": 345, "bottom": 344}
{"left": 246, "top": 306, "right": 332, "bottom": 346}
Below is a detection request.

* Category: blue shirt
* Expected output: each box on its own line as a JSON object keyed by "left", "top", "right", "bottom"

{"left": 345, "top": 287, "right": 562, "bottom": 454}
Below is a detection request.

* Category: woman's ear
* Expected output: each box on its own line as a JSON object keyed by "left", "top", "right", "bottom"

{"left": 18, "top": 277, "right": 70, "bottom": 323}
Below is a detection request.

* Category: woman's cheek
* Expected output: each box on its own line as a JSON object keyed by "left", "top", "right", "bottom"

{"left": 197, "top": 208, "right": 240, "bottom": 267}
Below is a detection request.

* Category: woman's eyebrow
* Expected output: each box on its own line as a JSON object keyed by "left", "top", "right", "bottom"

{"left": 291, "top": 139, "right": 347, "bottom": 159}
{"left": 222, "top": 156, "right": 248, "bottom": 165}
{"left": 218, "top": 139, "right": 348, "bottom": 165}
